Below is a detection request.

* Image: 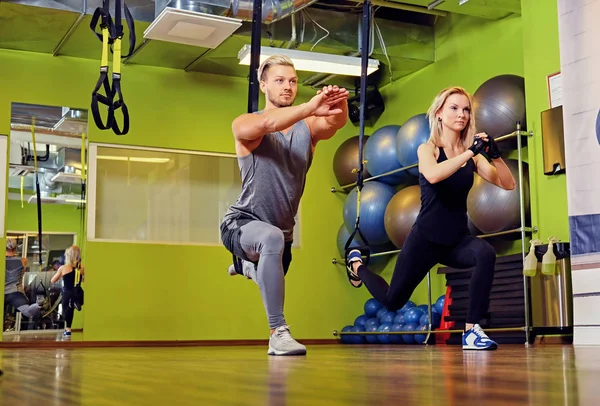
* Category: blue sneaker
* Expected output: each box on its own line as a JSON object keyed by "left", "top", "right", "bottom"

{"left": 345, "top": 249, "right": 363, "bottom": 288}
{"left": 462, "top": 324, "right": 498, "bottom": 351}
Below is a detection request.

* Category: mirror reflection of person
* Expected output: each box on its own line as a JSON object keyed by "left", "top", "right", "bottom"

{"left": 4, "top": 238, "right": 42, "bottom": 322}
{"left": 45, "top": 260, "right": 61, "bottom": 272}
{"left": 51, "top": 246, "right": 84, "bottom": 338}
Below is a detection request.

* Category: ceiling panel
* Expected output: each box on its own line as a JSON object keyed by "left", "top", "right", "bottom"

{"left": 0, "top": 3, "right": 80, "bottom": 53}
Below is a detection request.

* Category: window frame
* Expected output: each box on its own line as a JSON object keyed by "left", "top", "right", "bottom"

{"left": 87, "top": 143, "right": 302, "bottom": 247}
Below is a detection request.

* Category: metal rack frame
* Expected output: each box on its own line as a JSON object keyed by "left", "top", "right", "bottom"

{"left": 331, "top": 123, "right": 536, "bottom": 344}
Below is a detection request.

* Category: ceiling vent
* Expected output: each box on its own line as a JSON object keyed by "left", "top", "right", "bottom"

{"left": 143, "top": 7, "right": 243, "bottom": 48}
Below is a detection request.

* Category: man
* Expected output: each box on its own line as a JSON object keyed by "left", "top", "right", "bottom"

{"left": 220, "top": 55, "right": 349, "bottom": 356}
{"left": 4, "top": 238, "right": 41, "bottom": 320}
{"left": 45, "top": 260, "right": 61, "bottom": 273}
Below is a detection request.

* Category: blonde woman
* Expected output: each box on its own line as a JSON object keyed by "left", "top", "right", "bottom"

{"left": 346, "top": 86, "right": 516, "bottom": 351}
{"left": 51, "top": 246, "right": 84, "bottom": 337}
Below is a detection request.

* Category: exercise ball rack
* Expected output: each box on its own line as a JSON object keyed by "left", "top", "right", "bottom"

{"left": 332, "top": 122, "right": 538, "bottom": 345}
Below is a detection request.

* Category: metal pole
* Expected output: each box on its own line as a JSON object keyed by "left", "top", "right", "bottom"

{"left": 516, "top": 121, "right": 531, "bottom": 346}
{"left": 425, "top": 271, "right": 433, "bottom": 345}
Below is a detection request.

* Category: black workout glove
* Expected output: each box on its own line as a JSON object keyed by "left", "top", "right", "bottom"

{"left": 468, "top": 137, "right": 488, "bottom": 156}
{"left": 485, "top": 137, "right": 501, "bottom": 159}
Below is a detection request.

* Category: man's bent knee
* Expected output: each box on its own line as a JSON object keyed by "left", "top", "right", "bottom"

{"left": 259, "top": 227, "right": 285, "bottom": 255}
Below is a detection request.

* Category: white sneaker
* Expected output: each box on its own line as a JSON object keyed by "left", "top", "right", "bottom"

{"left": 462, "top": 324, "right": 498, "bottom": 351}
{"left": 268, "top": 325, "right": 307, "bottom": 356}
{"left": 227, "top": 261, "right": 258, "bottom": 284}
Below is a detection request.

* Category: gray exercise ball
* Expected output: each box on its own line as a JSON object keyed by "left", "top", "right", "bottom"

{"left": 473, "top": 74, "right": 526, "bottom": 150}
{"left": 467, "top": 159, "right": 530, "bottom": 234}
{"left": 467, "top": 214, "right": 482, "bottom": 236}
{"left": 384, "top": 185, "right": 421, "bottom": 249}
{"left": 333, "top": 135, "right": 371, "bottom": 191}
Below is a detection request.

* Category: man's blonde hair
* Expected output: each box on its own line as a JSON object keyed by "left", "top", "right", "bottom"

{"left": 65, "top": 246, "right": 81, "bottom": 267}
{"left": 257, "top": 55, "right": 295, "bottom": 82}
{"left": 426, "top": 86, "right": 476, "bottom": 149}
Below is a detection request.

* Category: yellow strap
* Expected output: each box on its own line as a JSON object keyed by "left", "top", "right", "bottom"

{"left": 101, "top": 28, "right": 109, "bottom": 67}
{"left": 80, "top": 132, "right": 86, "bottom": 181}
{"left": 75, "top": 266, "right": 81, "bottom": 285}
{"left": 113, "top": 37, "right": 122, "bottom": 75}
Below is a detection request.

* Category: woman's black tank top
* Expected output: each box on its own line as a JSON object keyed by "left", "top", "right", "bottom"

{"left": 414, "top": 147, "right": 475, "bottom": 245}
{"left": 62, "top": 267, "right": 76, "bottom": 291}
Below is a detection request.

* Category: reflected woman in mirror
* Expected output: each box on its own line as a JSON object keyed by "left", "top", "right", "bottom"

{"left": 51, "top": 246, "right": 84, "bottom": 338}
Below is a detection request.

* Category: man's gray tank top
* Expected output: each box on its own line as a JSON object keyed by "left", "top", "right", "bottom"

{"left": 5, "top": 256, "right": 25, "bottom": 295}
{"left": 223, "top": 117, "right": 314, "bottom": 242}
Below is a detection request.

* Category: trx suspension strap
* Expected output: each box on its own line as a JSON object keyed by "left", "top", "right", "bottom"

{"left": 31, "top": 119, "right": 48, "bottom": 299}
{"left": 79, "top": 132, "right": 87, "bottom": 269}
{"left": 247, "top": 0, "right": 263, "bottom": 113}
{"left": 344, "top": 0, "right": 372, "bottom": 288}
{"left": 30, "top": 119, "right": 44, "bottom": 271}
{"left": 90, "top": 0, "right": 136, "bottom": 135}
{"left": 229, "top": 0, "right": 264, "bottom": 278}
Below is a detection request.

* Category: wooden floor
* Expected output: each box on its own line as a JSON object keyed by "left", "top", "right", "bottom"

{"left": 0, "top": 344, "right": 597, "bottom": 405}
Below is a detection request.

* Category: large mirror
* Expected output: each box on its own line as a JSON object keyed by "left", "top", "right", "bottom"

{"left": 4, "top": 102, "right": 87, "bottom": 341}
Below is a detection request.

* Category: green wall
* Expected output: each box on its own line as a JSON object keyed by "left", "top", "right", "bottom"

{"left": 0, "top": 3, "right": 567, "bottom": 341}
{"left": 521, "top": 0, "right": 569, "bottom": 242}
{"left": 6, "top": 199, "right": 82, "bottom": 233}
{"left": 0, "top": 49, "right": 371, "bottom": 341}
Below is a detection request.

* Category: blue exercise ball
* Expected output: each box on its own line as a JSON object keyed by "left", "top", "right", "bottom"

{"left": 414, "top": 324, "right": 429, "bottom": 344}
{"left": 336, "top": 224, "right": 390, "bottom": 272}
{"left": 404, "top": 307, "right": 425, "bottom": 325}
{"left": 341, "top": 325, "right": 353, "bottom": 344}
{"left": 364, "top": 317, "right": 380, "bottom": 331}
{"left": 402, "top": 323, "right": 419, "bottom": 344}
{"left": 390, "top": 323, "right": 404, "bottom": 344}
{"left": 381, "top": 311, "right": 396, "bottom": 325}
{"left": 349, "top": 325, "right": 366, "bottom": 344}
{"left": 401, "top": 300, "right": 416, "bottom": 312}
{"left": 434, "top": 295, "right": 445, "bottom": 314}
{"left": 343, "top": 181, "right": 396, "bottom": 246}
{"left": 393, "top": 313, "right": 405, "bottom": 325}
{"left": 364, "top": 298, "right": 382, "bottom": 318}
{"left": 377, "top": 323, "right": 393, "bottom": 344}
{"left": 417, "top": 304, "right": 429, "bottom": 313}
{"left": 365, "top": 325, "right": 379, "bottom": 344}
{"left": 396, "top": 113, "right": 430, "bottom": 177}
{"left": 419, "top": 311, "right": 441, "bottom": 329}
{"left": 376, "top": 307, "right": 388, "bottom": 320}
{"left": 364, "top": 125, "right": 409, "bottom": 185}
{"left": 354, "top": 314, "right": 369, "bottom": 328}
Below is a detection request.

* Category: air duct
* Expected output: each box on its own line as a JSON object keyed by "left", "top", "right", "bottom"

{"left": 230, "top": 0, "right": 318, "bottom": 23}
{"left": 144, "top": 0, "right": 318, "bottom": 49}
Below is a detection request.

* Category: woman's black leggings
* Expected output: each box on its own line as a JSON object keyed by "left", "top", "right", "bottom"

{"left": 61, "top": 290, "right": 74, "bottom": 328}
{"left": 357, "top": 225, "right": 496, "bottom": 324}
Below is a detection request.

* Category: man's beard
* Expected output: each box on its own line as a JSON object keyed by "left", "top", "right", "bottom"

{"left": 268, "top": 91, "right": 295, "bottom": 108}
